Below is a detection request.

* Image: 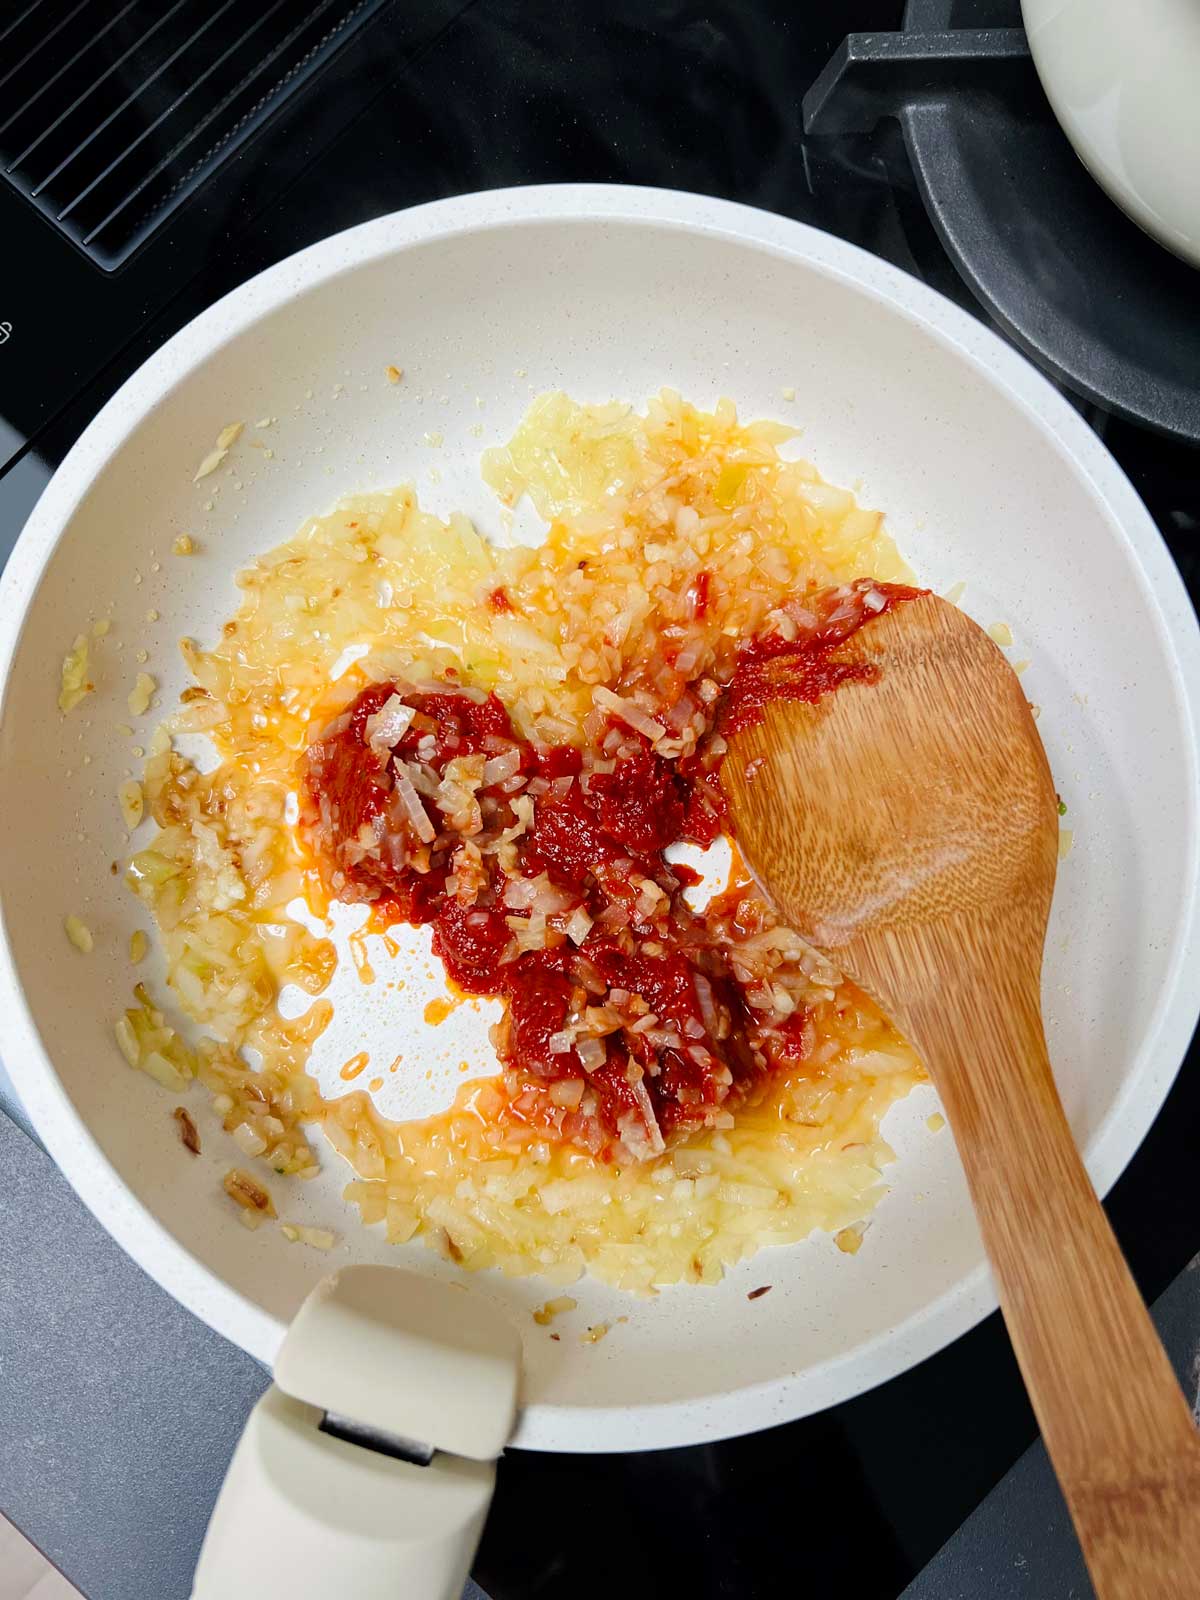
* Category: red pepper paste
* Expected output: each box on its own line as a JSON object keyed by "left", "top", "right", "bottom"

{"left": 299, "top": 578, "right": 923, "bottom": 1159}
{"left": 723, "top": 581, "right": 926, "bottom": 734}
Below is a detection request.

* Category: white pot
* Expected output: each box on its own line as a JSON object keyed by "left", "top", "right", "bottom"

{"left": 1023, "top": 0, "right": 1200, "bottom": 267}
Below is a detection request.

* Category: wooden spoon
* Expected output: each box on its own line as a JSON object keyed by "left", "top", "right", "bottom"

{"left": 721, "top": 591, "right": 1200, "bottom": 1597}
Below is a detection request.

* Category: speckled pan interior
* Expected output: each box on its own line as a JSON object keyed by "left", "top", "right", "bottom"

{"left": 1, "top": 186, "right": 1197, "bottom": 1451}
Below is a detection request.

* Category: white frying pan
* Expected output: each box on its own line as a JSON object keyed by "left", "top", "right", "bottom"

{"left": 1, "top": 188, "right": 1198, "bottom": 1586}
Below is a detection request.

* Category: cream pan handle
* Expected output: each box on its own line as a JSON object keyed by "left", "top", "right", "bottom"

{"left": 191, "top": 1266, "right": 522, "bottom": 1600}
{"left": 191, "top": 1385, "right": 496, "bottom": 1599}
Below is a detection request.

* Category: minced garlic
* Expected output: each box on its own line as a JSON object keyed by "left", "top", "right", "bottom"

{"left": 193, "top": 450, "right": 226, "bottom": 482}
{"left": 118, "top": 779, "right": 144, "bottom": 830}
{"left": 59, "top": 635, "right": 93, "bottom": 712}
{"left": 128, "top": 673, "right": 156, "bottom": 717}
{"left": 281, "top": 1223, "right": 337, "bottom": 1250}
{"left": 533, "top": 1296, "right": 577, "bottom": 1325}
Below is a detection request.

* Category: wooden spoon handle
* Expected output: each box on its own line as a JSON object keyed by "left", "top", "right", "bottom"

{"left": 914, "top": 983, "right": 1200, "bottom": 1598}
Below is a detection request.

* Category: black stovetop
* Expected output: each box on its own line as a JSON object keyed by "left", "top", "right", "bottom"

{"left": 1, "top": 4, "right": 1197, "bottom": 1598}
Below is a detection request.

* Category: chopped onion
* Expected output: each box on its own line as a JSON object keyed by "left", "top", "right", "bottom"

{"left": 503, "top": 877, "right": 538, "bottom": 910}
{"left": 783, "top": 599, "right": 818, "bottom": 628}
{"left": 593, "top": 685, "right": 667, "bottom": 744}
{"left": 625, "top": 1077, "right": 666, "bottom": 1156}
{"left": 232, "top": 1119, "right": 268, "bottom": 1157}
{"left": 364, "top": 694, "right": 416, "bottom": 759}
{"left": 482, "top": 748, "right": 522, "bottom": 785}
{"left": 664, "top": 692, "right": 699, "bottom": 732}
{"left": 719, "top": 1181, "right": 780, "bottom": 1209}
{"left": 694, "top": 973, "right": 721, "bottom": 1037}
{"left": 140, "top": 1050, "right": 187, "bottom": 1091}
{"left": 280, "top": 1223, "right": 337, "bottom": 1250}
{"left": 627, "top": 1012, "right": 660, "bottom": 1035}
{"left": 581, "top": 1005, "right": 624, "bottom": 1036}
{"left": 408, "top": 677, "right": 488, "bottom": 702}
{"left": 575, "top": 1037, "right": 607, "bottom": 1071}
{"left": 503, "top": 873, "right": 574, "bottom": 913}
{"left": 548, "top": 1079, "right": 585, "bottom": 1109}
{"left": 506, "top": 912, "right": 548, "bottom": 953}
{"left": 391, "top": 766, "right": 435, "bottom": 843}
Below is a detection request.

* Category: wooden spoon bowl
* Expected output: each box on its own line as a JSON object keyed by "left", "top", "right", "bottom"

{"left": 722, "top": 591, "right": 1200, "bottom": 1598}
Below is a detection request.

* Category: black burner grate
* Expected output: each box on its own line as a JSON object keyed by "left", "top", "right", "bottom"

{"left": 0, "top": 0, "right": 388, "bottom": 270}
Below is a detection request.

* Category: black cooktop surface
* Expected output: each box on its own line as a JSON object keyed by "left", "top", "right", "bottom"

{"left": 1, "top": 4, "right": 1197, "bottom": 1598}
